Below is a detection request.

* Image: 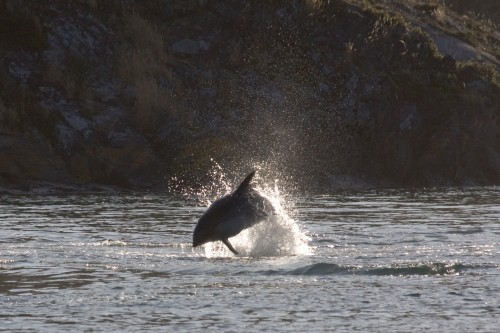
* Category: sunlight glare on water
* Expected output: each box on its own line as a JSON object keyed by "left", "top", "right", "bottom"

{"left": 0, "top": 186, "right": 499, "bottom": 333}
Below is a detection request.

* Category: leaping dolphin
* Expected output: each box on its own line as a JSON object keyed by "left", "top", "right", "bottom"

{"left": 192, "top": 171, "right": 273, "bottom": 255}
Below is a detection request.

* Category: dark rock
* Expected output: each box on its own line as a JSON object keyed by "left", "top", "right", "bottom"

{"left": 170, "top": 39, "right": 209, "bottom": 55}
{"left": 399, "top": 105, "right": 419, "bottom": 132}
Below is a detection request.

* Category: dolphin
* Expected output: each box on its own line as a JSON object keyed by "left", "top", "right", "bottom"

{"left": 193, "top": 171, "right": 273, "bottom": 255}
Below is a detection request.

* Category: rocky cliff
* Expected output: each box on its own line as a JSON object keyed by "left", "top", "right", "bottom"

{"left": 1, "top": 0, "right": 499, "bottom": 192}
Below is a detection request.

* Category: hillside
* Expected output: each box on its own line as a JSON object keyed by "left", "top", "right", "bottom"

{"left": 1, "top": 0, "right": 499, "bottom": 192}
{"left": 445, "top": 0, "right": 500, "bottom": 25}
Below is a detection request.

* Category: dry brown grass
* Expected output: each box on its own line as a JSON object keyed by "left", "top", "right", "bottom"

{"left": 117, "top": 49, "right": 171, "bottom": 84}
{"left": 305, "top": 0, "right": 323, "bottom": 13}
{"left": 343, "top": 41, "right": 356, "bottom": 65}
{"left": 122, "top": 13, "right": 164, "bottom": 52}
{"left": 135, "top": 76, "right": 176, "bottom": 129}
{"left": 117, "top": 13, "right": 170, "bottom": 81}
{"left": 363, "top": 0, "right": 500, "bottom": 64}
{"left": 116, "top": 12, "right": 176, "bottom": 130}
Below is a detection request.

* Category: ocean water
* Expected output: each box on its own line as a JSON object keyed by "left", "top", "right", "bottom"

{"left": 0, "top": 187, "right": 499, "bottom": 332}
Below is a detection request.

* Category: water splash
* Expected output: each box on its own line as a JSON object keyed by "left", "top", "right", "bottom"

{"left": 198, "top": 164, "right": 311, "bottom": 258}
{"left": 170, "top": 159, "right": 234, "bottom": 206}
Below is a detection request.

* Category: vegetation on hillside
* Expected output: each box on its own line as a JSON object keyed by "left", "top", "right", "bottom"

{"left": 0, "top": 0, "right": 499, "bottom": 192}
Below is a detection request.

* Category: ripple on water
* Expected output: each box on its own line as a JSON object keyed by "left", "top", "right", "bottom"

{"left": 262, "top": 262, "right": 498, "bottom": 277}
{"left": 1, "top": 188, "right": 499, "bottom": 333}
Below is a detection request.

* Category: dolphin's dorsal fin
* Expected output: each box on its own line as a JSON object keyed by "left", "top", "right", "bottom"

{"left": 235, "top": 171, "right": 255, "bottom": 195}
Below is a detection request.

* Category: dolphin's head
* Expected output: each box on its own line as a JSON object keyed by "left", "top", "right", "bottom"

{"left": 192, "top": 212, "right": 214, "bottom": 247}
{"left": 192, "top": 194, "right": 232, "bottom": 248}
{"left": 192, "top": 220, "right": 205, "bottom": 247}
{"left": 192, "top": 225, "right": 204, "bottom": 247}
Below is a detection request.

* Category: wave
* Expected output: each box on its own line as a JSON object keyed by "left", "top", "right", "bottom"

{"left": 3, "top": 261, "right": 492, "bottom": 295}
{"left": 358, "top": 262, "right": 467, "bottom": 276}
{"left": 266, "top": 262, "right": 495, "bottom": 277}
{"left": 132, "top": 262, "right": 495, "bottom": 278}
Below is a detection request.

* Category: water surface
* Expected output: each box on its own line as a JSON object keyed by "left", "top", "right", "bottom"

{"left": 1, "top": 188, "right": 499, "bottom": 332}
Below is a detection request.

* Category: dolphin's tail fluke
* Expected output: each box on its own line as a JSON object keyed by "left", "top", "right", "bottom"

{"left": 222, "top": 238, "right": 239, "bottom": 255}
{"left": 235, "top": 171, "right": 256, "bottom": 195}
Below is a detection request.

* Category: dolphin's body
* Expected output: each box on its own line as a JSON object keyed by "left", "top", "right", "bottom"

{"left": 192, "top": 171, "right": 273, "bottom": 255}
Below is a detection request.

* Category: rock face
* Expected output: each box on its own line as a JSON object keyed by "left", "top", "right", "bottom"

{"left": 0, "top": 0, "right": 499, "bottom": 191}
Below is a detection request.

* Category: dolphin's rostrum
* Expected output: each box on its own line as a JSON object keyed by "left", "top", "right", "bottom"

{"left": 193, "top": 171, "right": 273, "bottom": 255}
